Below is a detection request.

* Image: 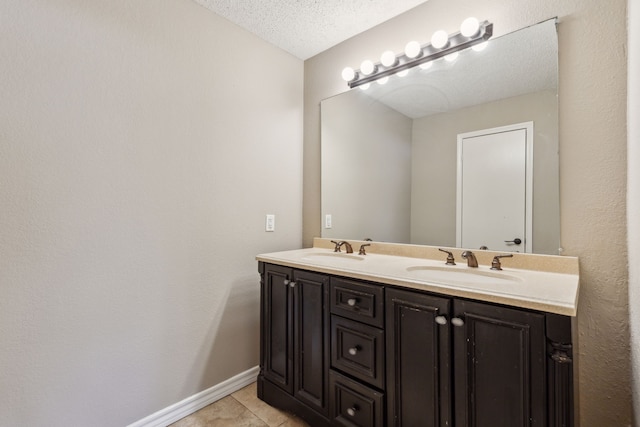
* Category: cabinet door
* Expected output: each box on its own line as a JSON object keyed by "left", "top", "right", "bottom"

{"left": 453, "top": 299, "right": 545, "bottom": 427}
{"left": 386, "top": 288, "right": 452, "bottom": 427}
{"left": 293, "top": 269, "right": 330, "bottom": 415}
{"left": 261, "top": 264, "right": 294, "bottom": 394}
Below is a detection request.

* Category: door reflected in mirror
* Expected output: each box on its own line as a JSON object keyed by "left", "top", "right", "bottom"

{"left": 321, "top": 19, "right": 559, "bottom": 254}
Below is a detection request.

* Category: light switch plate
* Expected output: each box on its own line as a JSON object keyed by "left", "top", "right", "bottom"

{"left": 325, "top": 214, "right": 332, "bottom": 229}
{"left": 265, "top": 214, "right": 275, "bottom": 232}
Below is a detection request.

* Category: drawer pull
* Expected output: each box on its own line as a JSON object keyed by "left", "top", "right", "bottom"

{"left": 451, "top": 317, "right": 465, "bottom": 327}
{"left": 348, "top": 346, "right": 360, "bottom": 356}
{"left": 347, "top": 298, "right": 358, "bottom": 307}
{"left": 435, "top": 315, "right": 447, "bottom": 325}
{"left": 347, "top": 406, "right": 359, "bottom": 416}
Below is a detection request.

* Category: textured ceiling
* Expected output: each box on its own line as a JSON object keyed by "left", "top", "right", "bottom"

{"left": 192, "top": 0, "right": 430, "bottom": 60}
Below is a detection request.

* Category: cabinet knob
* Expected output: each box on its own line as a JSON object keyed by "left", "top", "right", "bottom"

{"left": 347, "top": 298, "right": 358, "bottom": 307}
{"left": 347, "top": 407, "right": 358, "bottom": 416}
{"left": 451, "top": 317, "right": 465, "bottom": 327}
{"left": 283, "top": 279, "right": 290, "bottom": 286}
{"left": 289, "top": 281, "right": 296, "bottom": 288}
{"left": 435, "top": 315, "right": 447, "bottom": 325}
{"left": 348, "top": 346, "right": 359, "bottom": 356}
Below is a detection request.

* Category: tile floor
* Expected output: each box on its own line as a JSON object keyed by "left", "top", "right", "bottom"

{"left": 169, "top": 382, "right": 310, "bottom": 427}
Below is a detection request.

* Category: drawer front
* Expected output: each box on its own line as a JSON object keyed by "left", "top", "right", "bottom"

{"left": 331, "top": 316, "right": 384, "bottom": 389}
{"left": 330, "top": 278, "right": 384, "bottom": 327}
{"left": 329, "top": 370, "right": 384, "bottom": 427}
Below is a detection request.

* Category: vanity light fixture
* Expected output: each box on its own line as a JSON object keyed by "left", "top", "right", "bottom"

{"left": 430, "top": 30, "right": 450, "bottom": 49}
{"left": 341, "top": 18, "right": 493, "bottom": 88}
{"left": 360, "top": 59, "right": 376, "bottom": 76}
{"left": 472, "top": 41, "right": 489, "bottom": 52}
{"left": 380, "top": 50, "right": 397, "bottom": 67}
{"left": 404, "top": 40, "right": 422, "bottom": 59}
{"left": 444, "top": 52, "right": 459, "bottom": 62}
{"left": 460, "top": 17, "right": 481, "bottom": 37}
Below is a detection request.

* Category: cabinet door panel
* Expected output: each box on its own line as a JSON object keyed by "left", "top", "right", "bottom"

{"left": 262, "top": 264, "right": 293, "bottom": 393}
{"left": 293, "top": 270, "right": 330, "bottom": 415}
{"left": 331, "top": 315, "right": 385, "bottom": 389}
{"left": 386, "top": 288, "right": 451, "bottom": 427}
{"left": 329, "top": 370, "right": 384, "bottom": 427}
{"left": 331, "top": 278, "right": 385, "bottom": 327}
{"left": 453, "top": 300, "right": 545, "bottom": 427}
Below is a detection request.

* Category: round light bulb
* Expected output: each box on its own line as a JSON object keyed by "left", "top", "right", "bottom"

{"left": 360, "top": 60, "right": 376, "bottom": 76}
{"left": 460, "top": 17, "right": 480, "bottom": 37}
{"left": 341, "top": 67, "right": 356, "bottom": 82}
{"left": 404, "top": 41, "right": 422, "bottom": 59}
{"left": 472, "top": 41, "right": 489, "bottom": 52}
{"left": 431, "top": 30, "right": 449, "bottom": 49}
{"left": 444, "top": 52, "right": 458, "bottom": 62}
{"left": 359, "top": 83, "right": 371, "bottom": 90}
{"left": 419, "top": 61, "right": 433, "bottom": 70}
{"left": 396, "top": 69, "right": 409, "bottom": 77}
{"left": 380, "top": 50, "right": 397, "bottom": 67}
{"left": 376, "top": 76, "right": 389, "bottom": 85}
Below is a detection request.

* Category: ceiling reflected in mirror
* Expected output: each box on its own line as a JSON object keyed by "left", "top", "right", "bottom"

{"left": 357, "top": 20, "right": 557, "bottom": 119}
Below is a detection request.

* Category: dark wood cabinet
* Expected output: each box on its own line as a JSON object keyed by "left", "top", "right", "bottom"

{"left": 385, "top": 288, "right": 452, "bottom": 427}
{"left": 261, "top": 263, "right": 293, "bottom": 393}
{"left": 329, "top": 277, "right": 386, "bottom": 427}
{"left": 258, "top": 263, "right": 330, "bottom": 424}
{"left": 452, "top": 299, "right": 546, "bottom": 427}
{"left": 259, "top": 262, "right": 574, "bottom": 427}
{"left": 386, "top": 288, "right": 573, "bottom": 427}
{"left": 329, "top": 370, "right": 385, "bottom": 427}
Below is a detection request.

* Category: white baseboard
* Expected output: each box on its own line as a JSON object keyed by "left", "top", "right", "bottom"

{"left": 127, "top": 366, "right": 260, "bottom": 427}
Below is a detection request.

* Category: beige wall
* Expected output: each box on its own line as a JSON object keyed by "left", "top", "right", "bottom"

{"left": 411, "top": 90, "right": 559, "bottom": 254}
{"left": 304, "top": 0, "right": 630, "bottom": 425}
{"left": 0, "top": 0, "right": 303, "bottom": 426}
{"left": 321, "top": 90, "right": 412, "bottom": 242}
{"left": 629, "top": 0, "right": 639, "bottom": 422}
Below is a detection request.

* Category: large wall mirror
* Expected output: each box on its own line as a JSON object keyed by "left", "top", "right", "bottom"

{"left": 321, "top": 19, "right": 559, "bottom": 254}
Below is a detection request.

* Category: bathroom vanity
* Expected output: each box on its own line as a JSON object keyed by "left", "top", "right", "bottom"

{"left": 256, "top": 239, "right": 578, "bottom": 427}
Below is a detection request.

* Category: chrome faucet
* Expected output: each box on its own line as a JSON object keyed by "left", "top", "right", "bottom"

{"left": 461, "top": 250, "right": 478, "bottom": 268}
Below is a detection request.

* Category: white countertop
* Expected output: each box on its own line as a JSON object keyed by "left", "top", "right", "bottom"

{"left": 257, "top": 246, "right": 579, "bottom": 316}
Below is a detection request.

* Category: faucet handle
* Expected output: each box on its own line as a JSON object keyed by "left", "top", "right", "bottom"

{"left": 491, "top": 254, "right": 514, "bottom": 270}
{"left": 358, "top": 243, "right": 371, "bottom": 255}
{"left": 438, "top": 248, "right": 456, "bottom": 265}
{"left": 330, "top": 240, "right": 342, "bottom": 252}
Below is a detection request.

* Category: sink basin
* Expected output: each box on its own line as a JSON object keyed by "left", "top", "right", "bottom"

{"left": 301, "top": 252, "right": 366, "bottom": 264}
{"left": 405, "top": 265, "right": 521, "bottom": 285}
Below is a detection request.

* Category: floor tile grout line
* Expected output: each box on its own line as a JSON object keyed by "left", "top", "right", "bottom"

{"left": 231, "top": 392, "right": 308, "bottom": 427}
{"left": 229, "top": 394, "right": 275, "bottom": 427}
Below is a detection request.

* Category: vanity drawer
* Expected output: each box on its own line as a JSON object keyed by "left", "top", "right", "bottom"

{"left": 329, "top": 369, "right": 384, "bottom": 427}
{"left": 330, "top": 278, "right": 384, "bottom": 328}
{"left": 331, "top": 315, "right": 384, "bottom": 389}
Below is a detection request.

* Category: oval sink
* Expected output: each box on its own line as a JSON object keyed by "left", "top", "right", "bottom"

{"left": 405, "top": 265, "right": 521, "bottom": 285}
{"left": 301, "top": 252, "right": 366, "bottom": 263}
